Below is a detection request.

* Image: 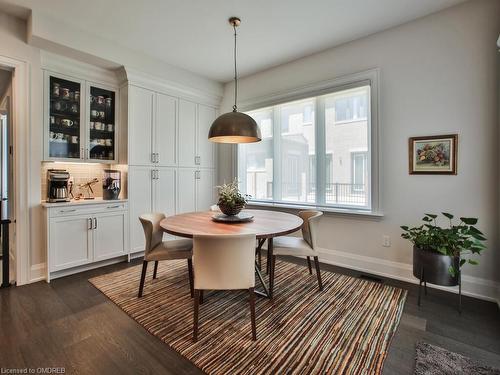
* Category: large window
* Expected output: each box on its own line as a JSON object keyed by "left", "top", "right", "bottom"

{"left": 238, "top": 84, "right": 372, "bottom": 210}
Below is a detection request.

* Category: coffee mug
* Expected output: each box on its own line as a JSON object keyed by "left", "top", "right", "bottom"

{"left": 99, "top": 111, "right": 105, "bottom": 119}
{"left": 91, "top": 109, "right": 100, "bottom": 118}
{"left": 105, "top": 139, "right": 112, "bottom": 146}
{"left": 95, "top": 122, "right": 102, "bottom": 130}
{"left": 61, "top": 88, "right": 70, "bottom": 99}
{"left": 71, "top": 136, "right": 79, "bottom": 144}
{"left": 52, "top": 83, "right": 60, "bottom": 97}
{"left": 54, "top": 101, "right": 67, "bottom": 111}
{"left": 74, "top": 91, "right": 80, "bottom": 101}
{"left": 107, "top": 124, "right": 113, "bottom": 132}
{"left": 98, "top": 139, "right": 106, "bottom": 146}
{"left": 55, "top": 133, "right": 64, "bottom": 141}
{"left": 49, "top": 131, "right": 55, "bottom": 139}
{"left": 50, "top": 116, "right": 55, "bottom": 125}
{"left": 89, "top": 121, "right": 95, "bottom": 130}
{"left": 96, "top": 96, "right": 105, "bottom": 105}
{"left": 61, "top": 119, "right": 74, "bottom": 127}
{"left": 70, "top": 103, "right": 78, "bottom": 113}
{"left": 105, "top": 98, "right": 112, "bottom": 107}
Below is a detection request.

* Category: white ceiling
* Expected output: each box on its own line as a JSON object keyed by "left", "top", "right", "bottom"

{"left": 2, "top": 0, "right": 466, "bottom": 82}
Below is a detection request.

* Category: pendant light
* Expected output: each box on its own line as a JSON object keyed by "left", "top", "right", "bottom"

{"left": 208, "top": 17, "right": 261, "bottom": 144}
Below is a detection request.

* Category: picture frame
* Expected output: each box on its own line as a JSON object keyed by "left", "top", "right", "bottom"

{"left": 408, "top": 134, "right": 458, "bottom": 175}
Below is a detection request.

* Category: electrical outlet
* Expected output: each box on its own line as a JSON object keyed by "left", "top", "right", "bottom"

{"left": 382, "top": 235, "right": 391, "bottom": 247}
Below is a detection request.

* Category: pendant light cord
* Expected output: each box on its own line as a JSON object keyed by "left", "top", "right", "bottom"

{"left": 233, "top": 24, "right": 238, "bottom": 112}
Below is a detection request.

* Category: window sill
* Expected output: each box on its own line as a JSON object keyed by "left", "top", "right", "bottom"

{"left": 246, "top": 201, "right": 384, "bottom": 219}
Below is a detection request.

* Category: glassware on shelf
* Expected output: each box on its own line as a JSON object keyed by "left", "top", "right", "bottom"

{"left": 89, "top": 85, "right": 115, "bottom": 161}
{"left": 49, "top": 76, "right": 81, "bottom": 159}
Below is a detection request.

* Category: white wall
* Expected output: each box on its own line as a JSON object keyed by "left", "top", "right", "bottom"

{"left": 219, "top": 0, "right": 500, "bottom": 301}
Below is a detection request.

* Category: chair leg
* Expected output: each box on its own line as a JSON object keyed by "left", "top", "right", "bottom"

{"left": 199, "top": 290, "right": 204, "bottom": 305}
{"left": 193, "top": 289, "right": 200, "bottom": 342}
{"left": 307, "top": 256, "right": 312, "bottom": 274}
{"left": 313, "top": 256, "right": 323, "bottom": 291}
{"left": 258, "top": 248, "right": 262, "bottom": 271}
{"left": 138, "top": 261, "right": 148, "bottom": 298}
{"left": 187, "top": 258, "right": 194, "bottom": 298}
{"left": 249, "top": 287, "right": 257, "bottom": 341}
{"left": 153, "top": 261, "right": 159, "bottom": 279}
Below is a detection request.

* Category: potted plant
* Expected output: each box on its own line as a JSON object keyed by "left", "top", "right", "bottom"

{"left": 217, "top": 179, "right": 249, "bottom": 216}
{"left": 401, "top": 213, "right": 486, "bottom": 288}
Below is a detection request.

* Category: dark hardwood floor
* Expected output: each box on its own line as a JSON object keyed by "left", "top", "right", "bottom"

{"left": 1, "top": 256, "right": 499, "bottom": 374}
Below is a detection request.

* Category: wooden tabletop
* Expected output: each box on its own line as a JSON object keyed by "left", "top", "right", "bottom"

{"left": 160, "top": 209, "right": 303, "bottom": 239}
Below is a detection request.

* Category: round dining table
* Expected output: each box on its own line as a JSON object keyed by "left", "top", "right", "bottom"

{"left": 160, "top": 209, "right": 303, "bottom": 298}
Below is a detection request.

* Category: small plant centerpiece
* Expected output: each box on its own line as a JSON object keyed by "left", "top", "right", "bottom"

{"left": 401, "top": 213, "right": 486, "bottom": 312}
{"left": 217, "top": 179, "right": 249, "bottom": 216}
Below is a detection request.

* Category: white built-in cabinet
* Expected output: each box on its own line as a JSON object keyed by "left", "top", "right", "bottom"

{"left": 43, "top": 70, "right": 119, "bottom": 163}
{"left": 45, "top": 201, "right": 129, "bottom": 281}
{"left": 127, "top": 84, "right": 217, "bottom": 254}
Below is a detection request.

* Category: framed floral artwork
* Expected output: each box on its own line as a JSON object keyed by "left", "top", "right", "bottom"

{"left": 409, "top": 134, "right": 457, "bottom": 175}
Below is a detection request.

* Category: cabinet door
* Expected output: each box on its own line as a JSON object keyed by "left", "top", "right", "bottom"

{"left": 93, "top": 211, "right": 127, "bottom": 261}
{"left": 197, "top": 104, "right": 216, "bottom": 168}
{"left": 177, "top": 168, "right": 196, "bottom": 213}
{"left": 153, "top": 167, "right": 176, "bottom": 216}
{"left": 178, "top": 99, "right": 196, "bottom": 167}
{"left": 45, "top": 72, "right": 85, "bottom": 161}
{"left": 129, "top": 86, "right": 154, "bottom": 166}
{"left": 49, "top": 215, "right": 92, "bottom": 271}
{"left": 87, "top": 83, "right": 118, "bottom": 163}
{"left": 155, "top": 93, "right": 177, "bottom": 166}
{"left": 196, "top": 169, "right": 216, "bottom": 211}
{"left": 129, "top": 166, "right": 153, "bottom": 252}
{"left": 153, "top": 167, "right": 177, "bottom": 241}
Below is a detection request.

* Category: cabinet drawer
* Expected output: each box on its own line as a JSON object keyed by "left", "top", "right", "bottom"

{"left": 49, "top": 202, "right": 128, "bottom": 218}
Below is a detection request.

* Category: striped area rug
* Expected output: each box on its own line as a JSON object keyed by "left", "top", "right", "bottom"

{"left": 89, "top": 259, "right": 407, "bottom": 374}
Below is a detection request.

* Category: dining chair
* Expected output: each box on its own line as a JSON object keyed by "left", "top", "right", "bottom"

{"left": 271, "top": 210, "right": 324, "bottom": 291}
{"left": 192, "top": 233, "right": 257, "bottom": 342}
{"left": 138, "top": 213, "right": 194, "bottom": 298}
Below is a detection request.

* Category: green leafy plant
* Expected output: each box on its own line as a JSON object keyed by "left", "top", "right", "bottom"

{"left": 401, "top": 213, "right": 486, "bottom": 276}
{"left": 217, "top": 179, "right": 249, "bottom": 208}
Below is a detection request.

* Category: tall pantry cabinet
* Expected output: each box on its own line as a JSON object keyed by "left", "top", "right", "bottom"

{"left": 125, "top": 83, "right": 217, "bottom": 254}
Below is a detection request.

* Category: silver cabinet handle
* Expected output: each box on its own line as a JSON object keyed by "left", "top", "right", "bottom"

{"left": 151, "top": 169, "right": 155, "bottom": 180}
{"left": 107, "top": 205, "right": 121, "bottom": 209}
{"left": 60, "top": 209, "right": 76, "bottom": 214}
{"left": 195, "top": 156, "right": 201, "bottom": 165}
{"left": 93, "top": 218, "right": 97, "bottom": 229}
{"left": 195, "top": 170, "right": 200, "bottom": 180}
{"left": 151, "top": 153, "right": 155, "bottom": 164}
{"left": 156, "top": 170, "right": 159, "bottom": 180}
{"left": 88, "top": 218, "right": 93, "bottom": 230}
{"left": 156, "top": 153, "right": 160, "bottom": 164}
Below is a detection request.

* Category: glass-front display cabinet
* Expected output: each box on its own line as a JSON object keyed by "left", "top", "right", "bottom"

{"left": 87, "top": 84, "right": 116, "bottom": 162}
{"left": 47, "top": 74, "right": 84, "bottom": 160}
{"left": 44, "top": 71, "right": 118, "bottom": 163}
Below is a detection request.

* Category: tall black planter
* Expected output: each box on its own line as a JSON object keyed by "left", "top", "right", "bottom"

{"left": 413, "top": 246, "right": 462, "bottom": 313}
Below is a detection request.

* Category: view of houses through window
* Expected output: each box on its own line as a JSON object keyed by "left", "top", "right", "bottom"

{"left": 238, "top": 85, "right": 370, "bottom": 209}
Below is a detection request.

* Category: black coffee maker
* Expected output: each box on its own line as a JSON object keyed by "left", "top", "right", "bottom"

{"left": 47, "top": 169, "right": 70, "bottom": 202}
{"left": 103, "top": 169, "right": 121, "bottom": 200}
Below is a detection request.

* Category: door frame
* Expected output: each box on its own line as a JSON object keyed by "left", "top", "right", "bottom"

{"left": 0, "top": 54, "right": 30, "bottom": 285}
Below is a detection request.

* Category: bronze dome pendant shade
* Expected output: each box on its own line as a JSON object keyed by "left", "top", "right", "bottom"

{"left": 208, "top": 17, "right": 261, "bottom": 144}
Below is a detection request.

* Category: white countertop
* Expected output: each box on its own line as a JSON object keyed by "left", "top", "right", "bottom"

{"left": 42, "top": 198, "right": 128, "bottom": 208}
